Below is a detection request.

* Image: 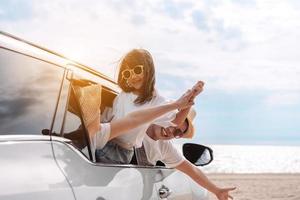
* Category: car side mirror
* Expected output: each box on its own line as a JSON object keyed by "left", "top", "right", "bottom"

{"left": 182, "top": 143, "right": 213, "bottom": 166}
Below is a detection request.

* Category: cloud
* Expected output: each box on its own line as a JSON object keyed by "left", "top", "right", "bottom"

{"left": 214, "top": 20, "right": 242, "bottom": 40}
{"left": 158, "top": 54, "right": 300, "bottom": 92}
{"left": 264, "top": 93, "right": 300, "bottom": 107}
{"left": 232, "top": 0, "right": 256, "bottom": 7}
{"left": 191, "top": 10, "right": 209, "bottom": 31}
{"left": 160, "top": 0, "right": 192, "bottom": 19}
{"left": 130, "top": 14, "right": 147, "bottom": 26}
{"left": 1, "top": 0, "right": 300, "bottom": 108}
{"left": 2, "top": 0, "right": 300, "bottom": 145}
{"left": 0, "top": 0, "right": 33, "bottom": 21}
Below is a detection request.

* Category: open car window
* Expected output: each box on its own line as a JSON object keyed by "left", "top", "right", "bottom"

{"left": 61, "top": 77, "right": 116, "bottom": 162}
{"left": 69, "top": 79, "right": 102, "bottom": 161}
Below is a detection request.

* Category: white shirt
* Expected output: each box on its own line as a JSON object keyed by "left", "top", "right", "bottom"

{"left": 83, "top": 123, "right": 111, "bottom": 159}
{"left": 101, "top": 91, "right": 176, "bottom": 148}
{"left": 143, "top": 134, "right": 185, "bottom": 168}
{"left": 93, "top": 123, "right": 111, "bottom": 149}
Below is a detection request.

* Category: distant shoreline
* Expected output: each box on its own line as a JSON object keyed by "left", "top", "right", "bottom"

{"left": 177, "top": 139, "right": 300, "bottom": 147}
{"left": 207, "top": 172, "right": 300, "bottom": 175}
{"left": 199, "top": 142, "right": 300, "bottom": 147}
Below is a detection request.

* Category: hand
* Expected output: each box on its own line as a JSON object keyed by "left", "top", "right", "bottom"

{"left": 190, "top": 81, "right": 204, "bottom": 101}
{"left": 174, "top": 89, "right": 194, "bottom": 110}
{"left": 215, "top": 187, "right": 236, "bottom": 200}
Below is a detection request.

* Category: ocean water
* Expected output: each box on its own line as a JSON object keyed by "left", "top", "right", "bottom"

{"left": 198, "top": 145, "right": 300, "bottom": 173}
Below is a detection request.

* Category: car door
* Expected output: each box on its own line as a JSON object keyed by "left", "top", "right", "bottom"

{"left": 51, "top": 140, "right": 175, "bottom": 200}
{"left": 153, "top": 170, "right": 209, "bottom": 200}
{"left": 51, "top": 139, "right": 206, "bottom": 200}
{"left": 149, "top": 146, "right": 210, "bottom": 200}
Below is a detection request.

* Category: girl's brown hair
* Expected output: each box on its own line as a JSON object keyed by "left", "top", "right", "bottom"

{"left": 117, "top": 49, "right": 155, "bottom": 105}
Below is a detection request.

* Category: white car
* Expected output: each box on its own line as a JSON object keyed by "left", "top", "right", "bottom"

{"left": 0, "top": 31, "right": 213, "bottom": 200}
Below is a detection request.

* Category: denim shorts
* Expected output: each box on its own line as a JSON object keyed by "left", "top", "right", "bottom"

{"left": 95, "top": 141, "right": 134, "bottom": 164}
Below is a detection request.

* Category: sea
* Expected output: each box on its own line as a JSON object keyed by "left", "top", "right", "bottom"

{"left": 187, "top": 144, "right": 300, "bottom": 174}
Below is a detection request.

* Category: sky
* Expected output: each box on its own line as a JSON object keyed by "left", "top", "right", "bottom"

{"left": 1, "top": 0, "right": 300, "bottom": 145}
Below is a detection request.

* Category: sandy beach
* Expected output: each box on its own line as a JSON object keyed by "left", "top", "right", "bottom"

{"left": 207, "top": 173, "right": 300, "bottom": 200}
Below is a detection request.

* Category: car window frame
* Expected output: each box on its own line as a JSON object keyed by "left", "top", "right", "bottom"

{"left": 57, "top": 76, "right": 176, "bottom": 169}
{"left": 58, "top": 76, "right": 119, "bottom": 162}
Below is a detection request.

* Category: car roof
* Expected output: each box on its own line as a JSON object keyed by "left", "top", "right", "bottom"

{"left": 0, "top": 31, "right": 119, "bottom": 93}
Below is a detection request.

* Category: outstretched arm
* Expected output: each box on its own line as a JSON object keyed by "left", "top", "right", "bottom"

{"left": 172, "top": 81, "right": 204, "bottom": 125}
{"left": 176, "top": 160, "right": 236, "bottom": 200}
{"left": 109, "top": 90, "right": 194, "bottom": 140}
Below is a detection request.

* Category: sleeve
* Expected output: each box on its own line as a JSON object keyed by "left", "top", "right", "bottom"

{"left": 111, "top": 93, "right": 120, "bottom": 116}
{"left": 100, "top": 93, "right": 120, "bottom": 123}
{"left": 100, "top": 107, "right": 113, "bottom": 123}
{"left": 90, "top": 123, "right": 111, "bottom": 152}
{"left": 160, "top": 141, "right": 185, "bottom": 168}
{"left": 151, "top": 93, "right": 177, "bottom": 128}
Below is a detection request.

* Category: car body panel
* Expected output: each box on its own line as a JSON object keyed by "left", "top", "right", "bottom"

{"left": 52, "top": 140, "right": 209, "bottom": 200}
{"left": 52, "top": 140, "right": 157, "bottom": 200}
{"left": 154, "top": 171, "right": 209, "bottom": 200}
{"left": 0, "top": 139, "right": 74, "bottom": 200}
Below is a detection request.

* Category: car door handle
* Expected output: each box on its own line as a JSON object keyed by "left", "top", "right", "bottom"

{"left": 159, "top": 185, "right": 172, "bottom": 199}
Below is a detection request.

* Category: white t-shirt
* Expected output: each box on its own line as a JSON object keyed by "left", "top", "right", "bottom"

{"left": 101, "top": 91, "right": 176, "bottom": 148}
{"left": 83, "top": 123, "right": 111, "bottom": 159}
{"left": 90, "top": 123, "right": 111, "bottom": 151}
{"left": 143, "top": 134, "right": 185, "bottom": 168}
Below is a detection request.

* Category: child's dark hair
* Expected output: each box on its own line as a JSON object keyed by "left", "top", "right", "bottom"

{"left": 117, "top": 49, "right": 155, "bottom": 105}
